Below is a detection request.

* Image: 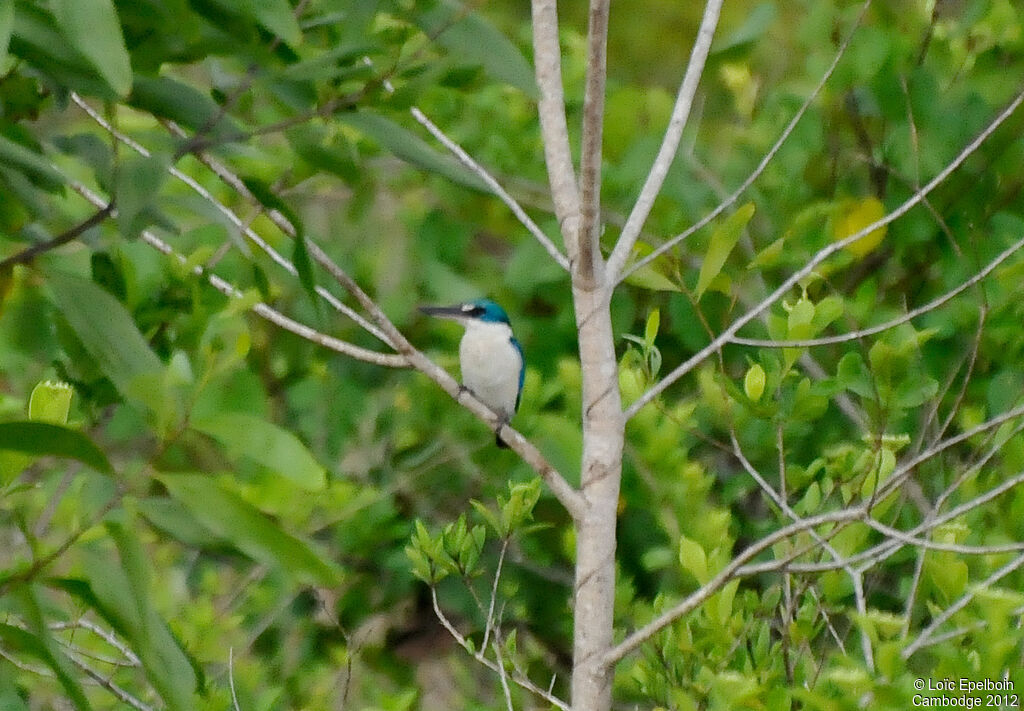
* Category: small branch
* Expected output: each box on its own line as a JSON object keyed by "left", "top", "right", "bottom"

{"left": 431, "top": 588, "right": 570, "bottom": 711}
{"left": 747, "top": 465, "right": 1024, "bottom": 577}
{"left": 307, "top": 237, "right": 586, "bottom": 519}
{"left": 530, "top": 0, "right": 581, "bottom": 259}
{"left": 73, "top": 94, "right": 395, "bottom": 349}
{"left": 68, "top": 180, "right": 408, "bottom": 368}
{"left": 0, "top": 202, "right": 115, "bottom": 272}
{"left": 481, "top": 538, "right": 510, "bottom": 652}
{"left": 50, "top": 619, "right": 141, "bottom": 667}
{"left": 902, "top": 551, "right": 1024, "bottom": 659}
{"left": 619, "top": 0, "right": 872, "bottom": 283}
{"left": 576, "top": 0, "right": 612, "bottom": 287}
{"left": 491, "top": 632, "right": 515, "bottom": 711}
{"left": 625, "top": 83, "right": 1024, "bottom": 419}
{"left": 66, "top": 651, "right": 155, "bottom": 711}
{"left": 156, "top": 119, "right": 585, "bottom": 516}
{"left": 729, "top": 430, "right": 874, "bottom": 670}
{"left": 229, "top": 647, "right": 242, "bottom": 711}
{"left": 603, "top": 507, "right": 864, "bottom": 665}
{"left": 605, "top": 0, "right": 723, "bottom": 279}
{"left": 410, "top": 107, "right": 569, "bottom": 270}
{"left": 730, "top": 235, "right": 1022, "bottom": 347}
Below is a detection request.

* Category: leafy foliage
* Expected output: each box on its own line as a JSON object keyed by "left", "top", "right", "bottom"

{"left": 1, "top": 0, "right": 1024, "bottom": 709}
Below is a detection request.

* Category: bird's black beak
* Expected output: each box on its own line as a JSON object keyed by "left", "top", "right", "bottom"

{"left": 418, "top": 304, "right": 467, "bottom": 319}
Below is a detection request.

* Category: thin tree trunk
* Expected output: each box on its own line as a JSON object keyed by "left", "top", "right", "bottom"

{"left": 570, "top": 284, "right": 624, "bottom": 711}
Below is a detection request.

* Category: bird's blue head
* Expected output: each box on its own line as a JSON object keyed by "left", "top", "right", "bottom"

{"left": 419, "top": 298, "right": 511, "bottom": 325}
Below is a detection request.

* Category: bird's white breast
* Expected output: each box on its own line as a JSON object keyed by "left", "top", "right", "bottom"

{"left": 459, "top": 321, "right": 522, "bottom": 420}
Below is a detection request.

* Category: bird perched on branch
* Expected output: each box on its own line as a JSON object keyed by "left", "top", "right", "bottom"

{"left": 419, "top": 299, "right": 524, "bottom": 448}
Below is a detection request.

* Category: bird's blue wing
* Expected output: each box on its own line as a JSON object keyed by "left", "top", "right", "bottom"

{"left": 511, "top": 336, "right": 525, "bottom": 412}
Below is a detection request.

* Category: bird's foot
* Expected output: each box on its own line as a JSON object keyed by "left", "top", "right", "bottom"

{"left": 494, "top": 417, "right": 511, "bottom": 449}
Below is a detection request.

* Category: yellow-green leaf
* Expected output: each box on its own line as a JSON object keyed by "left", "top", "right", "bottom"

{"left": 695, "top": 203, "right": 755, "bottom": 300}
{"left": 679, "top": 535, "right": 709, "bottom": 584}
{"left": 28, "top": 381, "right": 73, "bottom": 424}
{"left": 832, "top": 197, "right": 887, "bottom": 258}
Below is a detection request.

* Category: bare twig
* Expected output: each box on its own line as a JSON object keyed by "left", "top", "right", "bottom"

{"left": 902, "top": 551, "right": 1024, "bottom": 659}
{"left": 619, "top": 0, "right": 873, "bottom": 283}
{"left": 410, "top": 107, "right": 569, "bottom": 271}
{"left": 530, "top": 0, "right": 581, "bottom": 259}
{"left": 605, "top": 0, "right": 724, "bottom": 278}
{"left": 50, "top": 619, "right": 141, "bottom": 667}
{"left": 72, "top": 94, "right": 395, "bottom": 348}
{"left": 729, "top": 236, "right": 1022, "bottom": 347}
{"left": 67, "top": 652, "right": 155, "bottom": 711}
{"left": 0, "top": 202, "right": 115, "bottom": 272}
{"left": 431, "top": 588, "right": 570, "bottom": 711}
{"left": 229, "top": 647, "right": 242, "bottom": 711}
{"left": 68, "top": 180, "right": 408, "bottom": 368}
{"left": 603, "top": 507, "right": 865, "bottom": 664}
{"left": 626, "top": 84, "right": 1024, "bottom": 418}
{"left": 729, "top": 430, "right": 874, "bottom": 670}
{"left": 482, "top": 538, "right": 510, "bottom": 652}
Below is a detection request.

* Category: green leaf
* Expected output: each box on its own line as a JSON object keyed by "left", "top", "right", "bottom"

{"left": 191, "top": 412, "right": 326, "bottom": 491}
{"left": 28, "top": 380, "right": 73, "bottom": 424}
{"left": 786, "top": 298, "right": 815, "bottom": 340}
{"left": 0, "top": 133, "right": 63, "bottom": 192}
{"left": 810, "top": 295, "right": 844, "bottom": 334}
{"left": 417, "top": 0, "right": 537, "bottom": 98}
{"left": 117, "top": 155, "right": 168, "bottom": 238}
{"left": 837, "top": 352, "right": 874, "bottom": 400}
{"left": 644, "top": 308, "right": 660, "bottom": 348}
{"left": 623, "top": 262, "right": 682, "bottom": 292}
{"left": 711, "top": 2, "right": 777, "bottom": 54}
{"left": 286, "top": 125, "right": 359, "bottom": 183}
{"left": 9, "top": 3, "right": 114, "bottom": 98}
{"left": 340, "top": 112, "right": 487, "bottom": 191}
{"left": 46, "top": 269, "right": 165, "bottom": 409}
{"left": 239, "top": 0, "right": 302, "bottom": 47}
{"left": 138, "top": 497, "right": 225, "bottom": 549}
{"left": 470, "top": 499, "right": 503, "bottom": 537}
{"left": 695, "top": 202, "right": 755, "bottom": 300}
{"left": 0, "top": 421, "right": 113, "bottom": 476}
{"left": 130, "top": 75, "right": 240, "bottom": 139}
{"left": 678, "top": 535, "right": 709, "bottom": 584}
{"left": 0, "top": 0, "right": 13, "bottom": 65}
{"left": 52, "top": 0, "right": 132, "bottom": 97}
{"left": 748, "top": 237, "right": 785, "bottom": 270}
{"left": 161, "top": 474, "right": 339, "bottom": 585}
{"left": 81, "top": 542, "right": 197, "bottom": 711}
{"left": 240, "top": 176, "right": 318, "bottom": 310}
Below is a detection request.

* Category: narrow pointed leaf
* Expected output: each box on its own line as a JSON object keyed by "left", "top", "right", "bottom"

{"left": 239, "top": 0, "right": 302, "bottom": 47}
{"left": 0, "top": 133, "right": 63, "bottom": 192}
{"left": 191, "top": 412, "right": 326, "bottom": 490}
{"left": 695, "top": 203, "right": 755, "bottom": 300}
{"left": 0, "top": 421, "right": 112, "bottom": 475}
{"left": 417, "top": 0, "right": 537, "bottom": 98}
{"left": 161, "top": 474, "right": 339, "bottom": 585}
{"left": 340, "top": 112, "right": 486, "bottom": 191}
{"left": 52, "top": 0, "right": 132, "bottom": 97}
{"left": 46, "top": 269, "right": 164, "bottom": 407}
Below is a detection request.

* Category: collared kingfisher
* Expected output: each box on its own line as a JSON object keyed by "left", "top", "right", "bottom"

{"left": 419, "top": 299, "right": 524, "bottom": 448}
